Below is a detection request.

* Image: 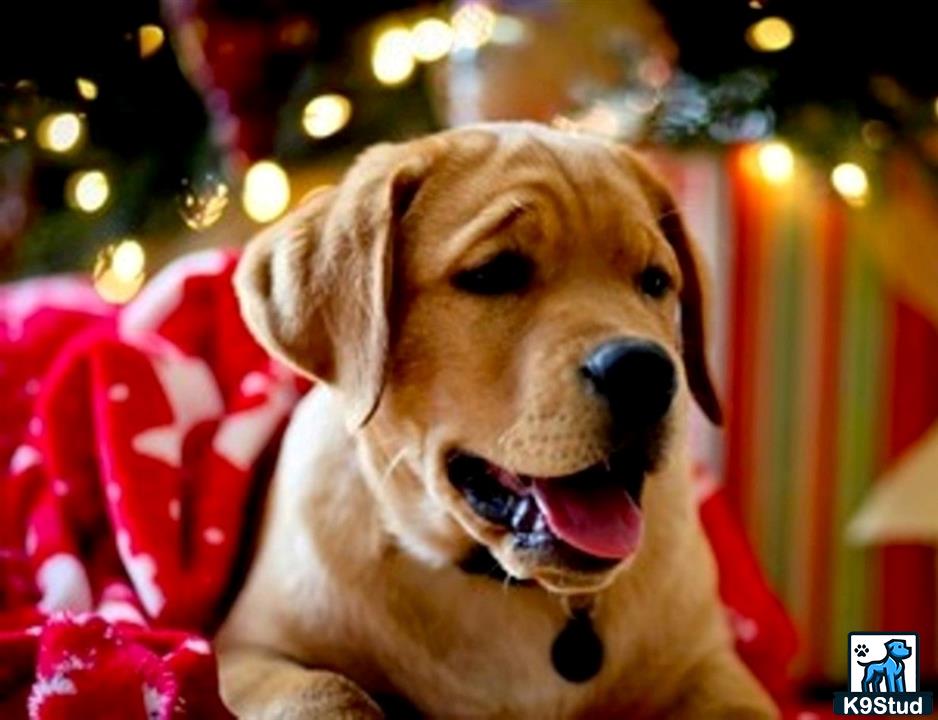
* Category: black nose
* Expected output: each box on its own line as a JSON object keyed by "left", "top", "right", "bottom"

{"left": 580, "top": 339, "right": 676, "bottom": 427}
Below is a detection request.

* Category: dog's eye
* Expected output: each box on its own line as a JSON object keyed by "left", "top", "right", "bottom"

{"left": 452, "top": 251, "right": 533, "bottom": 296}
{"left": 638, "top": 266, "right": 672, "bottom": 299}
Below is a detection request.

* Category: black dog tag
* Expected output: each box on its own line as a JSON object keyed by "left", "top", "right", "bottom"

{"left": 551, "top": 610, "right": 603, "bottom": 683}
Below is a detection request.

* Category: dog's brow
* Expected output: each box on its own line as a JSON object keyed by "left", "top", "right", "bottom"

{"left": 446, "top": 199, "right": 531, "bottom": 255}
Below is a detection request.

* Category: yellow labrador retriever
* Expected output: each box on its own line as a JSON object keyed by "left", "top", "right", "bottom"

{"left": 217, "top": 122, "right": 777, "bottom": 719}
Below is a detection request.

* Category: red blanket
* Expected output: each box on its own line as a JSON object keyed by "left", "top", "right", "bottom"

{"left": 0, "top": 250, "right": 804, "bottom": 718}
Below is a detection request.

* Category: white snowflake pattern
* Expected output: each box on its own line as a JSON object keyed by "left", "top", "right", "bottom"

{"left": 10, "top": 444, "right": 41, "bottom": 474}
{"left": 116, "top": 531, "right": 166, "bottom": 618}
{"left": 130, "top": 353, "right": 224, "bottom": 468}
{"left": 213, "top": 376, "right": 298, "bottom": 471}
{"left": 36, "top": 553, "right": 93, "bottom": 614}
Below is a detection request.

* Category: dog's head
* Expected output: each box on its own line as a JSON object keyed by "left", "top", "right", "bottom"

{"left": 885, "top": 640, "right": 912, "bottom": 660}
{"left": 236, "top": 123, "right": 721, "bottom": 594}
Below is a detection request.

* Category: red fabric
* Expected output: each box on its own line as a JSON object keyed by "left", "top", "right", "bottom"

{"left": 1, "top": 250, "right": 798, "bottom": 717}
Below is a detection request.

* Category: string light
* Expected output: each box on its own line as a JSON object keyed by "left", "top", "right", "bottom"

{"left": 76, "top": 78, "right": 98, "bottom": 100}
{"left": 242, "top": 160, "right": 290, "bottom": 223}
{"left": 746, "top": 17, "right": 794, "bottom": 52}
{"left": 755, "top": 141, "right": 795, "bottom": 184}
{"left": 138, "top": 25, "right": 165, "bottom": 58}
{"left": 451, "top": 2, "right": 497, "bottom": 50}
{"left": 933, "top": 98, "right": 938, "bottom": 120}
{"left": 302, "top": 94, "right": 352, "bottom": 139}
{"left": 37, "top": 112, "right": 84, "bottom": 153}
{"left": 411, "top": 18, "right": 454, "bottom": 62}
{"left": 93, "top": 239, "right": 146, "bottom": 304}
{"left": 66, "top": 170, "right": 110, "bottom": 213}
{"left": 830, "top": 163, "right": 869, "bottom": 206}
{"left": 372, "top": 26, "right": 415, "bottom": 85}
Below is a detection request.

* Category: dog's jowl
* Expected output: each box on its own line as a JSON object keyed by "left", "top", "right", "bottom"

{"left": 216, "top": 122, "right": 777, "bottom": 719}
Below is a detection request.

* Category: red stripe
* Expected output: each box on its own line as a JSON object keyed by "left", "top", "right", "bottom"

{"left": 724, "top": 149, "right": 762, "bottom": 523}
{"left": 803, "top": 197, "right": 846, "bottom": 679}
{"left": 879, "top": 300, "right": 938, "bottom": 677}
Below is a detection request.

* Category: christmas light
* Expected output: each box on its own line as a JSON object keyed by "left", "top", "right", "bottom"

{"left": 452, "top": 2, "right": 496, "bottom": 50}
{"left": 242, "top": 160, "right": 291, "bottom": 223}
{"left": 76, "top": 78, "right": 98, "bottom": 100}
{"left": 746, "top": 17, "right": 794, "bottom": 52}
{"left": 67, "top": 170, "right": 110, "bottom": 213}
{"left": 372, "top": 26, "right": 415, "bottom": 85}
{"left": 302, "top": 94, "right": 352, "bottom": 139}
{"left": 755, "top": 141, "right": 795, "bottom": 184}
{"left": 830, "top": 163, "right": 869, "bottom": 206}
{"left": 93, "top": 240, "right": 146, "bottom": 304}
{"left": 933, "top": 98, "right": 938, "bottom": 120}
{"left": 411, "top": 18, "right": 453, "bottom": 62}
{"left": 37, "top": 112, "right": 84, "bottom": 153}
{"left": 138, "top": 25, "right": 165, "bottom": 58}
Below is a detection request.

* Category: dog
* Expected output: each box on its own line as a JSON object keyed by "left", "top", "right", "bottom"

{"left": 216, "top": 122, "right": 777, "bottom": 719}
{"left": 860, "top": 640, "right": 912, "bottom": 693}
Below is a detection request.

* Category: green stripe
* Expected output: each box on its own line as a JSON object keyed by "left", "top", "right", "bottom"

{"left": 829, "top": 215, "right": 885, "bottom": 676}
{"left": 765, "top": 210, "right": 803, "bottom": 599}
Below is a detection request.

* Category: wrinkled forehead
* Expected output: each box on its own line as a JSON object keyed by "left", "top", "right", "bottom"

{"left": 404, "top": 125, "right": 658, "bottom": 246}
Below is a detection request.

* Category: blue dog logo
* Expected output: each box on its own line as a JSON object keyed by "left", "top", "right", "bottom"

{"left": 857, "top": 639, "right": 912, "bottom": 693}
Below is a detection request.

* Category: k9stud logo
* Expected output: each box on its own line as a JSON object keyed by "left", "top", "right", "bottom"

{"left": 833, "top": 633, "right": 934, "bottom": 715}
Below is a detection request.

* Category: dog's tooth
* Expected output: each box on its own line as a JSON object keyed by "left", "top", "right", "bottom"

{"left": 511, "top": 496, "right": 539, "bottom": 533}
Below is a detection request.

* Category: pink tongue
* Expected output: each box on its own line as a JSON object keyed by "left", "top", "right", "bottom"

{"left": 531, "top": 479, "right": 643, "bottom": 560}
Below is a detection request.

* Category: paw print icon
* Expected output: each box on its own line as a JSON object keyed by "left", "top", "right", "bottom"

{"left": 854, "top": 644, "right": 870, "bottom": 658}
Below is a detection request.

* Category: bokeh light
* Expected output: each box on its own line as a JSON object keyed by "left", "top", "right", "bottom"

{"left": 755, "top": 141, "right": 795, "bottom": 184}
{"left": 93, "top": 239, "right": 146, "bottom": 304}
{"left": 66, "top": 170, "right": 110, "bottom": 213}
{"left": 302, "top": 94, "right": 352, "bottom": 139}
{"left": 242, "top": 160, "right": 291, "bottom": 223}
{"left": 371, "top": 26, "right": 415, "bottom": 85}
{"left": 138, "top": 25, "right": 165, "bottom": 59}
{"left": 411, "top": 18, "right": 453, "bottom": 62}
{"left": 746, "top": 17, "right": 794, "bottom": 52}
{"left": 451, "top": 2, "right": 497, "bottom": 50}
{"left": 830, "top": 162, "right": 870, "bottom": 206}
{"left": 76, "top": 78, "right": 98, "bottom": 101}
{"left": 36, "top": 112, "right": 84, "bottom": 153}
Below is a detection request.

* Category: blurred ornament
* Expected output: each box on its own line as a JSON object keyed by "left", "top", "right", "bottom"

{"left": 178, "top": 175, "right": 230, "bottom": 230}
{"left": 138, "top": 25, "right": 166, "bottom": 59}
{"left": 301, "top": 94, "right": 352, "bottom": 139}
{"left": 372, "top": 26, "right": 416, "bottom": 85}
{"left": 36, "top": 112, "right": 84, "bottom": 153}
{"left": 745, "top": 17, "right": 794, "bottom": 53}
{"left": 93, "top": 240, "right": 146, "bottom": 304}
{"left": 66, "top": 170, "right": 110, "bottom": 213}
{"left": 242, "top": 160, "right": 290, "bottom": 223}
{"left": 411, "top": 18, "right": 454, "bottom": 62}
{"left": 830, "top": 162, "right": 869, "bottom": 206}
{"left": 437, "top": 0, "right": 676, "bottom": 127}
{"left": 76, "top": 78, "right": 98, "bottom": 101}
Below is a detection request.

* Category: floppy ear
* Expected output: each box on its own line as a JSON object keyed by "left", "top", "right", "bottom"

{"left": 234, "top": 144, "right": 429, "bottom": 428}
{"left": 622, "top": 150, "right": 724, "bottom": 426}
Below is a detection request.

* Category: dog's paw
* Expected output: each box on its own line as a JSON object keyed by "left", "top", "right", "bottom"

{"left": 854, "top": 644, "right": 869, "bottom": 658}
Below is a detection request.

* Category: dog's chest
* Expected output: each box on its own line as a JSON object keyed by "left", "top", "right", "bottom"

{"left": 354, "top": 567, "right": 672, "bottom": 719}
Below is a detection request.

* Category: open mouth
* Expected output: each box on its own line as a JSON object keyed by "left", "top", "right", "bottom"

{"left": 446, "top": 448, "right": 646, "bottom": 569}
